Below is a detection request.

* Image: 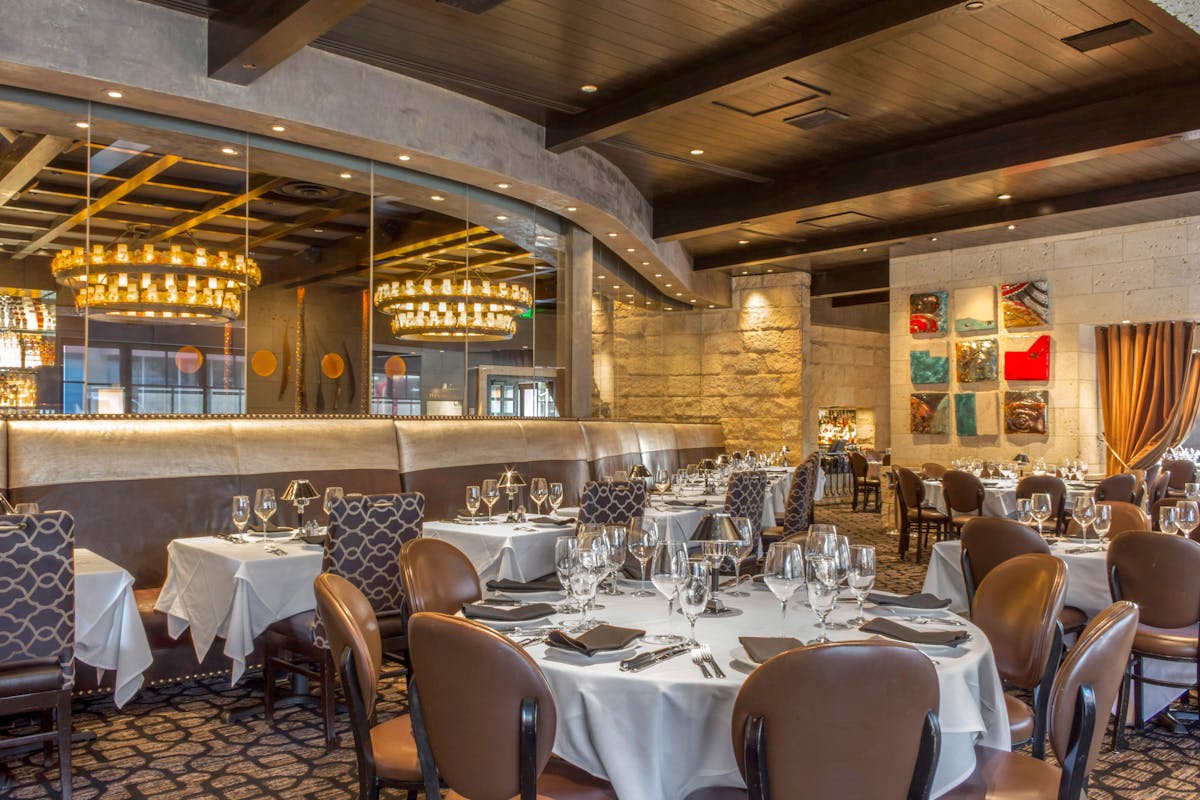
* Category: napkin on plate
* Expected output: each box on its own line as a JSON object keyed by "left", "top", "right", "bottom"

{"left": 738, "top": 636, "right": 804, "bottom": 664}
{"left": 665, "top": 500, "right": 707, "bottom": 508}
{"left": 527, "top": 516, "right": 577, "bottom": 526}
{"left": 485, "top": 574, "right": 564, "bottom": 593}
{"left": 866, "top": 592, "right": 951, "bottom": 610}
{"left": 462, "top": 602, "right": 557, "bottom": 622}
{"left": 859, "top": 618, "right": 970, "bottom": 647}
{"left": 546, "top": 624, "right": 644, "bottom": 656}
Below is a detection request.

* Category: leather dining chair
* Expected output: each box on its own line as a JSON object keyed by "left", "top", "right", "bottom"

{"left": 398, "top": 538, "right": 483, "bottom": 618}
{"left": 1140, "top": 472, "right": 1171, "bottom": 508}
{"left": 265, "top": 492, "right": 424, "bottom": 747}
{"left": 960, "top": 517, "right": 1087, "bottom": 637}
{"left": 1015, "top": 475, "right": 1068, "bottom": 536}
{"left": 1107, "top": 532, "right": 1200, "bottom": 750}
{"left": 314, "top": 573, "right": 425, "bottom": 800}
{"left": 1162, "top": 458, "right": 1198, "bottom": 497}
{"left": 940, "top": 601, "right": 1139, "bottom": 800}
{"left": 1093, "top": 473, "right": 1137, "bottom": 504}
{"left": 1064, "top": 501, "right": 1150, "bottom": 538}
{"left": 894, "top": 466, "right": 950, "bottom": 563}
{"left": 685, "top": 641, "right": 941, "bottom": 800}
{"left": 406, "top": 611, "right": 616, "bottom": 800}
{"left": 723, "top": 470, "right": 768, "bottom": 537}
{"left": 971, "top": 553, "right": 1067, "bottom": 758}
{"left": 578, "top": 480, "right": 646, "bottom": 525}
{"left": 942, "top": 469, "right": 985, "bottom": 537}
{"left": 848, "top": 451, "right": 881, "bottom": 513}
{"left": 0, "top": 511, "right": 76, "bottom": 799}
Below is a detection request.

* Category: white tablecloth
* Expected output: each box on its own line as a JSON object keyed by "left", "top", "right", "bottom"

{"left": 522, "top": 584, "right": 1008, "bottom": 799}
{"left": 76, "top": 548, "right": 153, "bottom": 708}
{"left": 924, "top": 539, "right": 1187, "bottom": 721}
{"left": 155, "top": 536, "right": 323, "bottom": 685}
{"left": 423, "top": 520, "right": 573, "bottom": 582}
{"left": 922, "top": 480, "right": 1091, "bottom": 519}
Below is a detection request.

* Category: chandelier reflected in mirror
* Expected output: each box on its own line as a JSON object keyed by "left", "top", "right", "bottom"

{"left": 374, "top": 274, "right": 533, "bottom": 342}
{"left": 51, "top": 243, "right": 260, "bottom": 323}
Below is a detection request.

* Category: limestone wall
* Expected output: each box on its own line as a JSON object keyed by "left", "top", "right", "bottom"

{"left": 809, "top": 325, "right": 891, "bottom": 449}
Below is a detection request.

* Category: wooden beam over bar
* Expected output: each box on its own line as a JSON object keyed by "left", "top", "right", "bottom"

{"left": 0, "top": 135, "right": 71, "bottom": 210}
{"left": 151, "top": 177, "right": 287, "bottom": 242}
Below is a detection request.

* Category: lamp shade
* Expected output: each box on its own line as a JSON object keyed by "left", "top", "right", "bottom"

{"left": 1014, "top": 453, "right": 1030, "bottom": 464}
{"left": 282, "top": 479, "right": 319, "bottom": 502}
{"left": 629, "top": 464, "right": 651, "bottom": 479}
{"left": 691, "top": 513, "right": 749, "bottom": 544}
{"left": 497, "top": 466, "right": 527, "bottom": 489}
{"left": 697, "top": 458, "right": 717, "bottom": 471}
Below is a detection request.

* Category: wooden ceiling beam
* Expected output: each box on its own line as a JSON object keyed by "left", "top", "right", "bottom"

{"left": 659, "top": 82, "right": 1200, "bottom": 240}
{"left": 208, "top": 0, "right": 370, "bottom": 85}
{"left": 246, "top": 194, "right": 369, "bottom": 248}
{"left": 151, "top": 176, "right": 287, "bottom": 242}
{"left": 544, "top": 0, "right": 970, "bottom": 153}
{"left": 0, "top": 135, "right": 71, "bottom": 210}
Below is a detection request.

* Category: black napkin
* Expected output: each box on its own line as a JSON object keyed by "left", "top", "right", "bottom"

{"left": 486, "top": 574, "right": 564, "bottom": 593}
{"left": 866, "top": 592, "right": 951, "bottom": 610}
{"left": 528, "top": 516, "right": 577, "bottom": 525}
{"left": 665, "top": 500, "right": 707, "bottom": 508}
{"left": 859, "top": 618, "right": 971, "bottom": 647}
{"left": 546, "top": 624, "right": 644, "bottom": 656}
{"left": 461, "top": 602, "right": 557, "bottom": 622}
{"left": 298, "top": 531, "right": 327, "bottom": 545}
{"left": 739, "top": 636, "right": 804, "bottom": 664}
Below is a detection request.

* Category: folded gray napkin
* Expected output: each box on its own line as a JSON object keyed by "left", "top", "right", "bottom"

{"left": 739, "top": 636, "right": 804, "bottom": 664}
{"left": 859, "top": 618, "right": 970, "bottom": 647}
{"left": 485, "top": 575, "right": 563, "bottom": 593}
{"left": 867, "top": 592, "right": 951, "bottom": 610}
{"left": 665, "top": 500, "right": 707, "bottom": 508}
{"left": 528, "top": 516, "right": 577, "bottom": 525}
{"left": 546, "top": 624, "right": 644, "bottom": 656}
{"left": 461, "top": 602, "right": 556, "bottom": 622}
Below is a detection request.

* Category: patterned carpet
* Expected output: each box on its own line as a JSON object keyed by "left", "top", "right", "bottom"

{"left": 1, "top": 499, "right": 1196, "bottom": 798}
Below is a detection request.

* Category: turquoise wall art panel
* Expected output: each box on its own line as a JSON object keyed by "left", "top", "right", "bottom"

{"left": 910, "top": 343, "right": 950, "bottom": 384}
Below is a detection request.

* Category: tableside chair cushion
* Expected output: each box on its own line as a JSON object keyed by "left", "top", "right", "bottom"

{"left": 578, "top": 480, "right": 646, "bottom": 525}
{"left": 1093, "top": 473, "right": 1137, "bottom": 504}
{"left": 723, "top": 471, "right": 768, "bottom": 536}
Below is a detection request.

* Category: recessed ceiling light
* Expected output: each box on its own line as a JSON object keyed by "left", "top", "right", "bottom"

{"left": 566, "top": 206, "right": 577, "bottom": 212}
{"left": 105, "top": 90, "right": 123, "bottom": 99}
{"left": 738, "top": 239, "right": 749, "bottom": 245}
{"left": 641, "top": 261, "right": 650, "bottom": 266}
{"left": 665, "top": 307, "right": 673, "bottom": 311}
{"left": 997, "top": 193, "right": 1012, "bottom": 200}
{"left": 496, "top": 182, "right": 510, "bottom": 189}
{"left": 626, "top": 293, "right": 634, "bottom": 298}
{"left": 314, "top": 228, "right": 325, "bottom": 233}
{"left": 626, "top": 247, "right": 635, "bottom": 253}
{"left": 930, "top": 236, "right": 938, "bottom": 241}
{"left": 1121, "top": 319, "right": 1131, "bottom": 324}
{"left": 965, "top": 1, "right": 984, "bottom": 9}
{"left": 664, "top": 283, "right": 672, "bottom": 287}
{"left": 861, "top": 247, "right": 868, "bottom": 252}
{"left": 431, "top": 195, "right": 445, "bottom": 201}
{"left": 271, "top": 124, "right": 286, "bottom": 132}
{"left": 1007, "top": 224, "right": 1016, "bottom": 230}
{"left": 607, "top": 232, "right": 618, "bottom": 237}
{"left": 689, "top": 149, "right": 704, "bottom": 156}
{"left": 741, "top": 271, "right": 749, "bottom": 275}
{"left": 496, "top": 215, "right": 508, "bottom": 221}
{"left": 612, "top": 285, "right": 619, "bottom": 289}
{"left": 397, "top": 154, "right": 411, "bottom": 161}
{"left": 645, "top": 301, "right": 652, "bottom": 305}
{"left": 580, "top": 84, "right": 599, "bottom": 93}
{"left": 766, "top": 268, "right": 774, "bottom": 273}
{"left": 675, "top": 292, "right": 683, "bottom": 296}
{"left": 221, "top": 147, "right": 239, "bottom": 155}
{"left": 708, "top": 304, "right": 715, "bottom": 309}
{"left": 74, "top": 121, "right": 89, "bottom": 129}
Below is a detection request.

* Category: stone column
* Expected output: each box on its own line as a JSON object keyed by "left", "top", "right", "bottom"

{"left": 560, "top": 227, "right": 593, "bottom": 418}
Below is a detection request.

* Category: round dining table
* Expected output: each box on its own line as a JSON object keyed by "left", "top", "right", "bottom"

{"left": 503, "top": 581, "right": 1009, "bottom": 800}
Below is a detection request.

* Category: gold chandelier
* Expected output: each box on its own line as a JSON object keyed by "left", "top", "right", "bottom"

{"left": 51, "top": 243, "right": 260, "bottom": 323}
{"left": 374, "top": 275, "right": 533, "bottom": 342}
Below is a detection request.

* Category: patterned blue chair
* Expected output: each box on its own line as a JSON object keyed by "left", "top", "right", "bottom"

{"left": 762, "top": 458, "right": 819, "bottom": 550}
{"left": 0, "top": 511, "right": 75, "bottom": 799}
{"left": 265, "top": 492, "right": 424, "bottom": 747}
{"left": 579, "top": 481, "right": 646, "bottom": 525}
{"left": 723, "top": 471, "right": 768, "bottom": 536}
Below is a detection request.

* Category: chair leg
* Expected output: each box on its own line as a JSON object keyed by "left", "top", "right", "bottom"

{"left": 56, "top": 691, "right": 71, "bottom": 800}
{"left": 1113, "top": 663, "right": 1131, "bottom": 752}
{"left": 264, "top": 637, "right": 277, "bottom": 723}
{"left": 1133, "top": 655, "right": 1145, "bottom": 730}
{"left": 322, "top": 651, "right": 338, "bottom": 749}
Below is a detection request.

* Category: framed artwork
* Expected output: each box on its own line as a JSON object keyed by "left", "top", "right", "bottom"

{"left": 910, "top": 343, "right": 950, "bottom": 384}
{"left": 954, "top": 286, "right": 996, "bottom": 333}
{"left": 955, "top": 392, "right": 999, "bottom": 436}
{"left": 909, "top": 290, "right": 948, "bottom": 335}
{"left": 1004, "top": 390, "right": 1048, "bottom": 435}
{"left": 1001, "top": 280, "right": 1050, "bottom": 328}
{"left": 910, "top": 392, "right": 950, "bottom": 435}
{"left": 955, "top": 338, "right": 999, "bottom": 382}
{"left": 1004, "top": 334, "right": 1051, "bottom": 381}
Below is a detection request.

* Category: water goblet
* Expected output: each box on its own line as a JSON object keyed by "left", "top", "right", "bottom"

{"left": 602, "top": 524, "right": 628, "bottom": 595}
{"left": 654, "top": 468, "right": 671, "bottom": 506}
{"left": 678, "top": 559, "right": 711, "bottom": 645}
{"left": 823, "top": 535, "right": 853, "bottom": 630}
{"left": 231, "top": 495, "right": 250, "bottom": 541}
{"left": 1016, "top": 497, "right": 1034, "bottom": 526}
{"left": 548, "top": 482, "right": 564, "bottom": 516}
{"left": 1030, "top": 492, "right": 1052, "bottom": 539}
{"left": 646, "top": 541, "right": 688, "bottom": 644}
{"left": 1160, "top": 505, "right": 1179, "bottom": 535}
{"left": 567, "top": 549, "right": 601, "bottom": 632}
{"left": 1187, "top": 483, "right": 1200, "bottom": 502}
{"left": 806, "top": 555, "right": 838, "bottom": 644}
{"left": 482, "top": 479, "right": 500, "bottom": 522}
{"left": 847, "top": 544, "right": 876, "bottom": 626}
{"left": 553, "top": 536, "right": 581, "bottom": 614}
{"left": 1094, "top": 504, "right": 1112, "bottom": 546}
{"left": 465, "top": 485, "right": 481, "bottom": 524}
{"left": 1176, "top": 500, "right": 1199, "bottom": 539}
{"left": 1072, "top": 495, "right": 1097, "bottom": 540}
{"left": 725, "top": 516, "right": 756, "bottom": 598}
{"left": 628, "top": 517, "right": 661, "bottom": 598}
{"left": 763, "top": 542, "right": 804, "bottom": 635}
{"left": 254, "top": 488, "right": 277, "bottom": 536}
{"left": 529, "top": 477, "right": 548, "bottom": 515}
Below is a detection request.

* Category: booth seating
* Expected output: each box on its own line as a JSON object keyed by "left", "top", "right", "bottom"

{"left": 0, "top": 416, "right": 724, "bottom": 690}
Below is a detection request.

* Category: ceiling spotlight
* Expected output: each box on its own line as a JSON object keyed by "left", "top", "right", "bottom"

{"left": 566, "top": 206, "right": 577, "bottom": 212}
{"left": 641, "top": 261, "right": 650, "bottom": 266}
{"left": 625, "top": 293, "right": 634, "bottom": 298}
{"left": 1007, "top": 224, "right": 1017, "bottom": 230}
{"left": 861, "top": 247, "right": 868, "bottom": 252}
{"left": 1121, "top": 319, "right": 1131, "bottom": 324}
{"left": 626, "top": 247, "right": 635, "bottom": 253}
{"left": 997, "top": 193, "right": 1012, "bottom": 200}
{"left": 741, "top": 271, "right": 749, "bottom": 275}
{"left": 654, "top": 273, "right": 662, "bottom": 277}
{"left": 431, "top": 195, "right": 445, "bottom": 202}
{"left": 105, "top": 90, "right": 123, "bottom": 99}
{"left": 339, "top": 172, "right": 352, "bottom": 179}
{"left": 665, "top": 283, "right": 673, "bottom": 287}
{"left": 496, "top": 182, "right": 510, "bottom": 189}
{"left": 708, "top": 304, "right": 715, "bottom": 309}
{"left": 496, "top": 215, "right": 508, "bottom": 221}
{"left": 930, "top": 236, "right": 938, "bottom": 241}
{"left": 689, "top": 149, "right": 704, "bottom": 156}
{"left": 607, "top": 232, "right": 618, "bottom": 237}
{"left": 314, "top": 228, "right": 325, "bottom": 233}
{"left": 580, "top": 84, "right": 599, "bottom": 93}
{"left": 738, "top": 239, "right": 749, "bottom": 245}
{"left": 766, "top": 268, "right": 774, "bottom": 273}
{"left": 271, "top": 124, "right": 286, "bottom": 132}
{"left": 398, "top": 154, "right": 411, "bottom": 161}
{"left": 74, "top": 121, "right": 90, "bottom": 129}
{"left": 221, "top": 147, "right": 239, "bottom": 155}
{"left": 675, "top": 292, "right": 683, "bottom": 296}
{"left": 965, "top": 1, "right": 984, "bottom": 8}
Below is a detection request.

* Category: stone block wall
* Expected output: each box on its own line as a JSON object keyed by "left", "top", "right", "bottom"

{"left": 809, "top": 325, "right": 891, "bottom": 448}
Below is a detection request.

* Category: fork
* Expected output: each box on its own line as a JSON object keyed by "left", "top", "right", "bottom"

{"left": 701, "top": 645, "right": 725, "bottom": 678}
{"left": 691, "top": 649, "right": 712, "bottom": 678}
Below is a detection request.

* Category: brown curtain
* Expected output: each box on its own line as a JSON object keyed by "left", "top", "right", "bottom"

{"left": 1096, "top": 321, "right": 1200, "bottom": 473}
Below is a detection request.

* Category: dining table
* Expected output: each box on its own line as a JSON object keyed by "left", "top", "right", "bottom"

{"left": 921, "top": 478, "right": 1093, "bottom": 518}
{"left": 76, "top": 548, "right": 154, "bottom": 708}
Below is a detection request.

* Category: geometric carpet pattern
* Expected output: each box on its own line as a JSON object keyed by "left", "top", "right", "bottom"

{"left": 0, "top": 499, "right": 1196, "bottom": 798}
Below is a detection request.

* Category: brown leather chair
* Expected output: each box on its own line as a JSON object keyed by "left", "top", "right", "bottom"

{"left": 1163, "top": 458, "right": 1198, "bottom": 497}
{"left": 1107, "top": 532, "right": 1200, "bottom": 750}
{"left": 922, "top": 462, "right": 948, "bottom": 479}
{"left": 848, "top": 451, "right": 881, "bottom": 513}
{"left": 1150, "top": 497, "right": 1180, "bottom": 532}
{"left": 1093, "top": 473, "right": 1137, "bottom": 504}
{"left": 894, "top": 466, "right": 949, "bottom": 563}
{"left": 398, "top": 538, "right": 483, "bottom": 618}
{"left": 1064, "top": 500, "right": 1150, "bottom": 539}
{"left": 406, "top": 612, "right": 615, "bottom": 800}
{"left": 942, "top": 469, "right": 985, "bottom": 536}
{"left": 314, "top": 573, "right": 425, "bottom": 800}
{"left": 960, "top": 517, "right": 1087, "bottom": 638}
{"left": 941, "top": 601, "right": 1139, "bottom": 800}
{"left": 1016, "top": 475, "right": 1067, "bottom": 537}
{"left": 687, "top": 641, "right": 942, "bottom": 800}
{"left": 1140, "top": 472, "right": 1171, "bottom": 508}
{"left": 972, "top": 553, "right": 1067, "bottom": 757}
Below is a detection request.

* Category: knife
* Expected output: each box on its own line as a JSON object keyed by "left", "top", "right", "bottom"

{"left": 619, "top": 643, "right": 692, "bottom": 672}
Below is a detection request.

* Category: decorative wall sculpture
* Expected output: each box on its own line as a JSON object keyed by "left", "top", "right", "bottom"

{"left": 955, "top": 392, "right": 999, "bottom": 436}
{"left": 954, "top": 286, "right": 996, "bottom": 333}
{"left": 910, "top": 343, "right": 950, "bottom": 384}
{"left": 909, "top": 290, "right": 948, "bottom": 335}
{"left": 1004, "top": 390, "right": 1048, "bottom": 435}
{"left": 1001, "top": 280, "right": 1050, "bottom": 327}
{"left": 955, "top": 338, "right": 998, "bottom": 383}
{"left": 1004, "top": 334, "right": 1051, "bottom": 381}
{"left": 910, "top": 392, "right": 950, "bottom": 434}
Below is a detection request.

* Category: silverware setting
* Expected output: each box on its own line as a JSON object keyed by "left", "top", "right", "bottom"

{"left": 619, "top": 643, "right": 691, "bottom": 672}
{"left": 691, "top": 649, "right": 712, "bottom": 678}
{"left": 263, "top": 544, "right": 288, "bottom": 556}
{"left": 701, "top": 645, "right": 725, "bottom": 678}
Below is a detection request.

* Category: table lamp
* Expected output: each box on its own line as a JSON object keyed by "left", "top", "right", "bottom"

{"left": 282, "top": 479, "right": 319, "bottom": 528}
{"left": 1014, "top": 453, "right": 1030, "bottom": 478}
{"left": 697, "top": 458, "right": 718, "bottom": 494}
{"left": 629, "top": 464, "right": 652, "bottom": 506}
{"left": 497, "top": 465, "right": 527, "bottom": 522}
{"left": 691, "top": 512, "right": 747, "bottom": 615}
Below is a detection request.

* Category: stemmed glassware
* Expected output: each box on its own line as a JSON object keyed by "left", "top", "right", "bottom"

{"left": 554, "top": 536, "right": 581, "bottom": 615}
{"left": 1187, "top": 483, "right": 1200, "bottom": 502}
{"left": 254, "top": 488, "right": 277, "bottom": 537}
{"left": 763, "top": 542, "right": 804, "bottom": 635}
{"left": 628, "top": 517, "right": 661, "bottom": 597}
{"left": 1030, "top": 492, "right": 1052, "bottom": 539}
{"left": 577, "top": 524, "right": 608, "bottom": 611}
{"left": 602, "top": 524, "right": 628, "bottom": 595}
{"left": 548, "top": 482, "right": 564, "bottom": 517}
{"left": 1072, "top": 496, "right": 1097, "bottom": 539}
{"left": 482, "top": 479, "right": 500, "bottom": 522}
{"left": 1093, "top": 504, "right": 1112, "bottom": 546}
{"left": 678, "top": 559, "right": 711, "bottom": 645}
{"left": 1177, "top": 500, "right": 1199, "bottom": 539}
{"left": 529, "top": 478, "right": 548, "bottom": 515}
{"left": 646, "top": 540, "right": 688, "bottom": 644}
{"left": 567, "top": 545, "right": 604, "bottom": 632}
{"left": 806, "top": 555, "right": 839, "bottom": 644}
{"left": 847, "top": 545, "right": 876, "bottom": 626}
{"left": 231, "top": 495, "right": 251, "bottom": 542}
{"left": 654, "top": 468, "right": 671, "bottom": 507}
{"left": 1016, "top": 497, "right": 1034, "bottom": 526}
{"left": 465, "top": 485, "right": 481, "bottom": 524}
{"left": 1160, "top": 505, "right": 1179, "bottom": 535}
{"left": 725, "top": 517, "right": 755, "bottom": 598}
{"left": 323, "top": 486, "right": 343, "bottom": 518}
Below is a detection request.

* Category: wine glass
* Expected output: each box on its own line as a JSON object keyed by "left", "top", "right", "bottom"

{"left": 1030, "top": 492, "right": 1052, "bottom": 539}
{"left": 1078, "top": 461, "right": 1089, "bottom": 481}
{"left": 254, "top": 488, "right": 277, "bottom": 536}
{"left": 847, "top": 545, "right": 876, "bottom": 626}
{"left": 567, "top": 547, "right": 602, "bottom": 632}
{"left": 528, "top": 477, "right": 548, "bottom": 515}
{"left": 1160, "top": 505, "right": 1179, "bottom": 535}
{"left": 725, "top": 517, "right": 756, "bottom": 598}
{"left": 1072, "top": 496, "right": 1096, "bottom": 540}
{"left": 806, "top": 555, "right": 839, "bottom": 644}
{"left": 1016, "top": 497, "right": 1034, "bottom": 526}
{"left": 646, "top": 541, "right": 688, "bottom": 644}
{"left": 554, "top": 536, "right": 581, "bottom": 614}
{"left": 654, "top": 468, "right": 671, "bottom": 507}
{"left": 548, "top": 482, "right": 564, "bottom": 516}
{"left": 602, "top": 524, "right": 628, "bottom": 596}
{"left": 1187, "top": 482, "right": 1200, "bottom": 502}
{"left": 577, "top": 524, "right": 609, "bottom": 612}
{"left": 1093, "top": 504, "right": 1112, "bottom": 547}
{"left": 1177, "top": 500, "right": 1199, "bottom": 539}
{"left": 322, "top": 486, "right": 343, "bottom": 517}
{"left": 465, "top": 485, "right": 481, "bottom": 524}
{"left": 482, "top": 479, "right": 500, "bottom": 522}
{"left": 628, "top": 517, "right": 661, "bottom": 598}
{"left": 763, "top": 542, "right": 804, "bottom": 635}
{"left": 231, "top": 495, "right": 250, "bottom": 541}
{"left": 823, "top": 535, "right": 853, "bottom": 630}
{"left": 678, "top": 559, "right": 711, "bottom": 645}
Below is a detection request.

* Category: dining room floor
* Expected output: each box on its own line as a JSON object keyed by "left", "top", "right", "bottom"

{"left": 2, "top": 498, "right": 1198, "bottom": 799}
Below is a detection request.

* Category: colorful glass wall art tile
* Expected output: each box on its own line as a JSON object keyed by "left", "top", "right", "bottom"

{"left": 1004, "top": 334, "right": 1051, "bottom": 381}
{"left": 909, "top": 290, "right": 948, "bottom": 335}
{"left": 910, "top": 392, "right": 950, "bottom": 434}
{"left": 955, "top": 338, "right": 998, "bottom": 382}
{"left": 953, "top": 286, "right": 996, "bottom": 333}
{"left": 910, "top": 343, "right": 950, "bottom": 384}
{"left": 1001, "top": 280, "right": 1050, "bottom": 327}
{"left": 1004, "top": 390, "right": 1048, "bottom": 435}
{"left": 955, "top": 392, "right": 999, "bottom": 436}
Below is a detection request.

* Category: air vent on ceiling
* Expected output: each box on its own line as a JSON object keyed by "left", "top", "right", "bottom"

{"left": 1062, "top": 19, "right": 1150, "bottom": 52}
{"left": 274, "top": 182, "right": 344, "bottom": 201}
{"left": 795, "top": 212, "right": 882, "bottom": 229}
{"left": 437, "top": 0, "right": 508, "bottom": 12}
{"left": 714, "top": 77, "right": 829, "bottom": 118}
{"left": 784, "top": 107, "right": 848, "bottom": 130}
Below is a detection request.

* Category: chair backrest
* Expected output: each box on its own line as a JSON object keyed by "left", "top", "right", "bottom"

{"left": 1015, "top": 474, "right": 1066, "bottom": 506}
{"left": 578, "top": 480, "right": 646, "bottom": 524}
{"left": 731, "top": 641, "right": 940, "bottom": 800}
{"left": 1093, "top": 473, "right": 1136, "bottom": 504}
{"left": 848, "top": 451, "right": 868, "bottom": 479}
{"left": 1163, "top": 459, "right": 1197, "bottom": 491}
{"left": 894, "top": 466, "right": 924, "bottom": 511}
{"left": 960, "top": 517, "right": 1049, "bottom": 608}
{"left": 1149, "top": 497, "right": 1179, "bottom": 532}
{"left": 314, "top": 572, "right": 382, "bottom": 717}
{"left": 724, "top": 471, "right": 767, "bottom": 535}
{"left": 1047, "top": 601, "right": 1139, "bottom": 793}
{"left": 941, "top": 469, "right": 984, "bottom": 514}
{"left": 1108, "top": 531, "right": 1200, "bottom": 629}
{"left": 780, "top": 460, "right": 816, "bottom": 537}
{"left": 0, "top": 511, "right": 75, "bottom": 688}
{"left": 398, "top": 538, "right": 483, "bottom": 617}
{"left": 921, "top": 462, "right": 947, "bottom": 479}
{"left": 1065, "top": 500, "right": 1150, "bottom": 538}
{"left": 972, "top": 553, "right": 1067, "bottom": 689}
{"left": 408, "top": 612, "right": 557, "bottom": 800}
{"left": 1148, "top": 473, "right": 1172, "bottom": 507}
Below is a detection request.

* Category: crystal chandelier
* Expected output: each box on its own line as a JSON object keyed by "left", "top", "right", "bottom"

{"left": 51, "top": 243, "right": 260, "bottom": 323}
{"left": 374, "top": 274, "right": 533, "bottom": 342}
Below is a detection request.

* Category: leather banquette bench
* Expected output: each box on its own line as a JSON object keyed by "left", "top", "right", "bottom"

{"left": 0, "top": 416, "right": 724, "bottom": 690}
